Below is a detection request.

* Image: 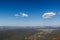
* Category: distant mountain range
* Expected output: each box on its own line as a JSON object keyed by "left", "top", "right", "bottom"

{"left": 0, "top": 26, "right": 60, "bottom": 30}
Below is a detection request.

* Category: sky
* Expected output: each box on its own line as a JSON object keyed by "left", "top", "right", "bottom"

{"left": 0, "top": 0, "right": 60, "bottom": 26}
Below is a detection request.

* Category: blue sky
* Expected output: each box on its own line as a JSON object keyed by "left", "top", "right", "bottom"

{"left": 0, "top": 0, "right": 60, "bottom": 26}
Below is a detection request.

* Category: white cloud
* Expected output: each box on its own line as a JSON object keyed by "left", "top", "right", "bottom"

{"left": 14, "top": 12, "right": 28, "bottom": 18}
{"left": 42, "top": 12, "right": 56, "bottom": 18}
{"left": 15, "top": 14, "right": 20, "bottom": 17}
{"left": 59, "top": 12, "right": 60, "bottom": 14}
{"left": 20, "top": 12, "right": 28, "bottom": 17}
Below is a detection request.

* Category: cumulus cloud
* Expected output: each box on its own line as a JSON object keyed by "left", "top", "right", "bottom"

{"left": 14, "top": 12, "right": 28, "bottom": 18}
{"left": 42, "top": 12, "right": 56, "bottom": 18}
{"left": 59, "top": 12, "right": 60, "bottom": 14}
{"left": 20, "top": 12, "right": 28, "bottom": 17}
{"left": 15, "top": 14, "right": 20, "bottom": 17}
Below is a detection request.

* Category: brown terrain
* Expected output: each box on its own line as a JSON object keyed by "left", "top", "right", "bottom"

{"left": 1, "top": 29, "right": 60, "bottom": 40}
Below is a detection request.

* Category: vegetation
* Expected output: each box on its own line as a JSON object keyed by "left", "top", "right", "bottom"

{"left": 0, "top": 29, "right": 60, "bottom": 40}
